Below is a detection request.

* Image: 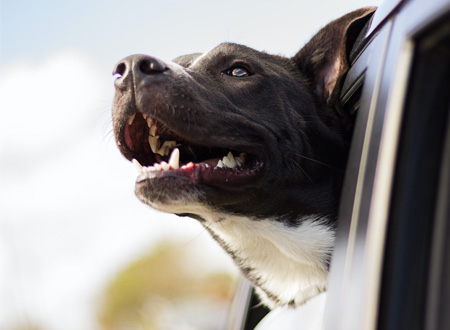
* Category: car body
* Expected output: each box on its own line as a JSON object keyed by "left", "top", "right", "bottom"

{"left": 232, "top": 0, "right": 450, "bottom": 328}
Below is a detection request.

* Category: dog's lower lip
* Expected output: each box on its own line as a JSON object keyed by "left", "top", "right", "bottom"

{"left": 134, "top": 152, "right": 265, "bottom": 187}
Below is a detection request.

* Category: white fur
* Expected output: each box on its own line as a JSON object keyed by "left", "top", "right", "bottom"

{"left": 207, "top": 214, "right": 334, "bottom": 307}
{"left": 149, "top": 197, "right": 334, "bottom": 308}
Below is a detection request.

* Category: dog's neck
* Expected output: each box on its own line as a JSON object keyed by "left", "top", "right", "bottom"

{"left": 143, "top": 197, "right": 334, "bottom": 307}
{"left": 204, "top": 212, "right": 335, "bottom": 308}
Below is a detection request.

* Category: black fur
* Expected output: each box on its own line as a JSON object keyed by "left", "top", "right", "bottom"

{"left": 112, "top": 7, "right": 377, "bottom": 308}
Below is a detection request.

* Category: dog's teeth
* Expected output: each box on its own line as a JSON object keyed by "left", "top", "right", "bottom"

{"left": 157, "top": 141, "right": 177, "bottom": 156}
{"left": 228, "top": 152, "right": 237, "bottom": 167}
{"left": 156, "top": 145, "right": 166, "bottom": 156}
{"left": 160, "top": 161, "right": 170, "bottom": 171}
{"left": 168, "top": 148, "right": 180, "bottom": 170}
{"left": 132, "top": 158, "right": 143, "bottom": 173}
{"left": 222, "top": 157, "right": 230, "bottom": 168}
{"left": 235, "top": 153, "right": 245, "bottom": 166}
{"left": 216, "top": 160, "right": 224, "bottom": 168}
{"left": 235, "top": 153, "right": 246, "bottom": 167}
{"left": 154, "top": 163, "right": 162, "bottom": 171}
{"left": 128, "top": 113, "right": 136, "bottom": 125}
{"left": 146, "top": 117, "right": 153, "bottom": 128}
{"left": 149, "top": 125, "right": 157, "bottom": 137}
{"left": 149, "top": 136, "right": 160, "bottom": 153}
{"left": 222, "top": 152, "right": 237, "bottom": 168}
{"left": 181, "top": 162, "right": 194, "bottom": 170}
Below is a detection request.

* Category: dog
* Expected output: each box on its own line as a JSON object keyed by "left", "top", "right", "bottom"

{"left": 111, "top": 7, "right": 376, "bottom": 309}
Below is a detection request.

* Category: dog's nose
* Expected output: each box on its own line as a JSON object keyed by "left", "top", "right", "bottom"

{"left": 113, "top": 54, "right": 167, "bottom": 89}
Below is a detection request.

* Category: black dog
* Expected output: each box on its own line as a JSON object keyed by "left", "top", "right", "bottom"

{"left": 112, "top": 7, "right": 376, "bottom": 308}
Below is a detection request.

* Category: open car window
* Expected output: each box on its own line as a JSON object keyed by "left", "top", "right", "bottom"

{"left": 232, "top": 0, "right": 450, "bottom": 329}
{"left": 326, "top": 0, "right": 450, "bottom": 329}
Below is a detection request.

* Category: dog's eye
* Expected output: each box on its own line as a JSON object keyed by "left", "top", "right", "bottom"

{"left": 225, "top": 67, "right": 250, "bottom": 77}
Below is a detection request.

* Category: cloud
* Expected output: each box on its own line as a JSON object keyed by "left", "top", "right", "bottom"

{"left": 1, "top": 50, "right": 108, "bottom": 151}
{"left": 0, "top": 50, "right": 228, "bottom": 329}
{"left": 0, "top": 50, "right": 115, "bottom": 328}
{"left": 0, "top": 50, "right": 113, "bottom": 216}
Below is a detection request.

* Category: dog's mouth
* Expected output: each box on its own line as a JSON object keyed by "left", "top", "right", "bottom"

{"left": 118, "top": 111, "right": 265, "bottom": 187}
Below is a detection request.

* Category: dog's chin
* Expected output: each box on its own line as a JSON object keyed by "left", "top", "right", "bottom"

{"left": 134, "top": 173, "right": 202, "bottom": 214}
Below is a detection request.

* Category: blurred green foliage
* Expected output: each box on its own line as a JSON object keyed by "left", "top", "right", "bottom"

{"left": 98, "top": 242, "right": 234, "bottom": 330}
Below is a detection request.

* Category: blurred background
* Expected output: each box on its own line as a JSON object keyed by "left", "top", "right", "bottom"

{"left": 1, "top": 0, "right": 381, "bottom": 329}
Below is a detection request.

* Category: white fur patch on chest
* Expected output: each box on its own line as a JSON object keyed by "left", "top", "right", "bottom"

{"left": 151, "top": 200, "right": 334, "bottom": 307}
{"left": 206, "top": 213, "right": 335, "bottom": 308}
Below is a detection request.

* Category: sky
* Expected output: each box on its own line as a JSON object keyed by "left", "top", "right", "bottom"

{"left": 0, "top": 0, "right": 381, "bottom": 329}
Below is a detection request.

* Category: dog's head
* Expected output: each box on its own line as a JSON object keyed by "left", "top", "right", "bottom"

{"left": 112, "top": 8, "right": 375, "bottom": 224}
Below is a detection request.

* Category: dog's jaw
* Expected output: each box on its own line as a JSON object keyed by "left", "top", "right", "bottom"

{"left": 205, "top": 212, "right": 334, "bottom": 308}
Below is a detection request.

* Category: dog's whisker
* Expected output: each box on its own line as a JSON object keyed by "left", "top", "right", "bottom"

{"left": 102, "top": 129, "right": 115, "bottom": 144}
{"left": 181, "top": 222, "right": 213, "bottom": 247}
{"left": 294, "top": 153, "right": 336, "bottom": 169}
{"left": 291, "top": 159, "right": 314, "bottom": 183}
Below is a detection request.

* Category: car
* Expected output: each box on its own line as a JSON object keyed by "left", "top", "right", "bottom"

{"left": 231, "top": 0, "right": 450, "bottom": 328}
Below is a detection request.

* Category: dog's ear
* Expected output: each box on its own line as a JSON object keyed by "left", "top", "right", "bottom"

{"left": 292, "top": 7, "right": 376, "bottom": 107}
{"left": 173, "top": 53, "right": 203, "bottom": 68}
